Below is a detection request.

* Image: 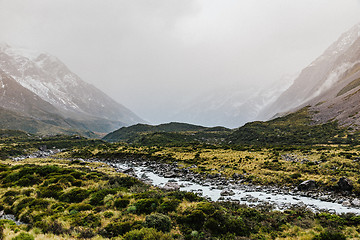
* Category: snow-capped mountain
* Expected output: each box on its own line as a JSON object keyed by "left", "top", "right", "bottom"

{"left": 258, "top": 23, "right": 360, "bottom": 120}
{"left": 0, "top": 43, "right": 143, "bottom": 134}
{"left": 173, "top": 75, "right": 294, "bottom": 128}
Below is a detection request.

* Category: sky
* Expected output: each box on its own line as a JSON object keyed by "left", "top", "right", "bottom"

{"left": 0, "top": 0, "right": 360, "bottom": 124}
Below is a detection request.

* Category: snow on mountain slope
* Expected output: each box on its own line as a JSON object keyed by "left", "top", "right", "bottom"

{"left": 0, "top": 43, "right": 143, "bottom": 132}
{"left": 258, "top": 23, "right": 360, "bottom": 120}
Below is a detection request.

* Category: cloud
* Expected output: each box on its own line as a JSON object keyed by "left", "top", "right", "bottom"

{"left": 0, "top": 0, "right": 360, "bottom": 124}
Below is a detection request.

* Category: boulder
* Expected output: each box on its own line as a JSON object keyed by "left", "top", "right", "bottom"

{"left": 352, "top": 198, "right": 360, "bottom": 207}
{"left": 220, "top": 189, "right": 235, "bottom": 196}
{"left": 162, "top": 182, "right": 180, "bottom": 191}
{"left": 297, "top": 180, "right": 316, "bottom": 191}
{"left": 338, "top": 177, "right": 353, "bottom": 191}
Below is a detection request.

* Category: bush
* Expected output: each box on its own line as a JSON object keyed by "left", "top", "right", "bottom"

{"left": 101, "top": 222, "right": 133, "bottom": 238}
{"left": 123, "top": 228, "right": 172, "bottom": 240}
{"left": 59, "top": 188, "right": 91, "bottom": 203}
{"left": 114, "top": 198, "right": 130, "bottom": 209}
{"left": 312, "top": 229, "right": 346, "bottom": 240}
{"left": 134, "top": 199, "right": 158, "bottom": 214}
{"left": 180, "top": 210, "right": 206, "bottom": 230}
{"left": 144, "top": 213, "right": 172, "bottom": 232}
{"left": 38, "top": 184, "right": 63, "bottom": 198}
{"left": 11, "top": 232, "right": 34, "bottom": 240}
{"left": 68, "top": 203, "right": 93, "bottom": 212}
{"left": 159, "top": 199, "right": 180, "bottom": 213}
{"left": 0, "top": 225, "right": 3, "bottom": 240}
{"left": 89, "top": 189, "right": 117, "bottom": 206}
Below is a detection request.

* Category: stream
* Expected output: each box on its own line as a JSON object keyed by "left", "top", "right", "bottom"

{"left": 105, "top": 159, "right": 360, "bottom": 215}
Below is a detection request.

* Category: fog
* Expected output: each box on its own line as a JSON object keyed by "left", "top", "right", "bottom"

{"left": 1, "top": 0, "right": 360, "bottom": 124}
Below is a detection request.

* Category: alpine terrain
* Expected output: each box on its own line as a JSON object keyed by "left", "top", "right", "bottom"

{"left": 259, "top": 23, "right": 360, "bottom": 130}
{"left": 0, "top": 43, "right": 143, "bottom": 135}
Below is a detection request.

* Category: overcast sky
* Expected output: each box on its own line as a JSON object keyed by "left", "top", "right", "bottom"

{"left": 1, "top": 0, "right": 360, "bottom": 123}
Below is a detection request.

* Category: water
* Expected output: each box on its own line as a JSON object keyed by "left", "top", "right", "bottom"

{"left": 109, "top": 161, "right": 360, "bottom": 215}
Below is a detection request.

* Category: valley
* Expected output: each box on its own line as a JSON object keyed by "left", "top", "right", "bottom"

{"left": 1, "top": 6, "right": 360, "bottom": 240}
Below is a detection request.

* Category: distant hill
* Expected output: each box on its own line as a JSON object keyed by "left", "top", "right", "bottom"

{"left": 103, "top": 122, "right": 231, "bottom": 145}
{"left": 228, "top": 107, "right": 357, "bottom": 145}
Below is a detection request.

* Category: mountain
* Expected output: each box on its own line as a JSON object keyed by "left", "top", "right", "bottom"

{"left": 173, "top": 75, "right": 294, "bottom": 128}
{"left": 0, "top": 43, "right": 143, "bottom": 134}
{"left": 103, "top": 122, "right": 207, "bottom": 142}
{"left": 259, "top": 23, "right": 360, "bottom": 123}
{"left": 102, "top": 122, "right": 232, "bottom": 144}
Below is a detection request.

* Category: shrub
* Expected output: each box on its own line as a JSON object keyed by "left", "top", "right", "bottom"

{"left": 101, "top": 222, "right": 133, "bottom": 238}
{"left": 196, "top": 202, "right": 215, "bottom": 214}
{"left": 68, "top": 203, "right": 92, "bottom": 212}
{"left": 28, "top": 199, "right": 50, "bottom": 210}
{"left": 180, "top": 210, "right": 206, "bottom": 230}
{"left": 59, "top": 188, "right": 91, "bottom": 203}
{"left": 158, "top": 199, "right": 180, "bottom": 213}
{"left": 0, "top": 225, "right": 3, "bottom": 240}
{"left": 16, "top": 174, "right": 42, "bottom": 187}
{"left": 38, "top": 184, "right": 63, "bottom": 198}
{"left": 3, "top": 190, "right": 20, "bottom": 197}
{"left": 144, "top": 213, "right": 172, "bottom": 232}
{"left": 89, "top": 189, "right": 117, "bottom": 206}
{"left": 74, "top": 213, "right": 101, "bottom": 228}
{"left": 123, "top": 228, "right": 173, "bottom": 240}
{"left": 114, "top": 198, "right": 130, "bottom": 209}
{"left": 14, "top": 198, "right": 35, "bottom": 214}
{"left": 134, "top": 199, "right": 158, "bottom": 214}
{"left": 312, "top": 229, "right": 346, "bottom": 240}
{"left": 11, "top": 232, "right": 34, "bottom": 240}
{"left": 103, "top": 211, "right": 114, "bottom": 218}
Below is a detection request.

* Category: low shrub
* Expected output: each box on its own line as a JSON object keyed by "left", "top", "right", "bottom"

{"left": 89, "top": 189, "right": 117, "bottom": 206}
{"left": 11, "top": 232, "right": 34, "bottom": 240}
{"left": 114, "top": 198, "right": 130, "bottom": 209}
{"left": 59, "top": 188, "right": 91, "bottom": 203}
{"left": 101, "top": 221, "right": 133, "bottom": 238}
{"left": 312, "top": 229, "right": 347, "bottom": 240}
{"left": 144, "top": 213, "right": 172, "bottom": 232}
{"left": 158, "top": 199, "right": 181, "bottom": 213}
{"left": 134, "top": 199, "right": 158, "bottom": 214}
{"left": 123, "top": 228, "right": 173, "bottom": 240}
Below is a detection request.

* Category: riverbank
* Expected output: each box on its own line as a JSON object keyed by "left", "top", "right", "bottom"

{"left": 78, "top": 156, "right": 360, "bottom": 215}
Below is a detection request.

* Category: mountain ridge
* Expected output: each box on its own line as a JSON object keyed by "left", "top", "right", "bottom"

{"left": 0, "top": 43, "right": 143, "bottom": 135}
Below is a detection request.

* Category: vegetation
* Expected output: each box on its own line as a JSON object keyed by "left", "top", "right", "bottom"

{"left": 1, "top": 107, "right": 360, "bottom": 239}
{"left": 0, "top": 157, "right": 360, "bottom": 239}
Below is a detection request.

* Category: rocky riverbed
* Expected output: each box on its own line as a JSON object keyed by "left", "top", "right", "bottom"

{"left": 93, "top": 157, "right": 360, "bottom": 214}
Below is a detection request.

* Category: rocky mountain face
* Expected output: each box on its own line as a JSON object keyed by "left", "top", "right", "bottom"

{"left": 0, "top": 43, "right": 143, "bottom": 135}
{"left": 259, "top": 23, "right": 360, "bottom": 124}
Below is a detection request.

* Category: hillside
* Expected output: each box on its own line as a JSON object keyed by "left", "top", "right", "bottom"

{"left": 0, "top": 43, "right": 143, "bottom": 134}
{"left": 259, "top": 23, "right": 360, "bottom": 123}
{"left": 103, "top": 122, "right": 231, "bottom": 145}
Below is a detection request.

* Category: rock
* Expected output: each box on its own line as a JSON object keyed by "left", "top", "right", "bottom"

{"left": 162, "top": 182, "right": 180, "bottom": 191}
{"left": 338, "top": 177, "right": 353, "bottom": 191}
{"left": 220, "top": 189, "right": 235, "bottom": 196}
{"left": 38, "top": 145, "right": 47, "bottom": 151}
{"left": 352, "top": 199, "right": 360, "bottom": 207}
{"left": 232, "top": 173, "right": 243, "bottom": 179}
{"left": 164, "top": 172, "right": 178, "bottom": 178}
{"left": 297, "top": 180, "right": 316, "bottom": 191}
{"left": 342, "top": 200, "right": 351, "bottom": 207}
{"left": 123, "top": 168, "right": 136, "bottom": 176}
